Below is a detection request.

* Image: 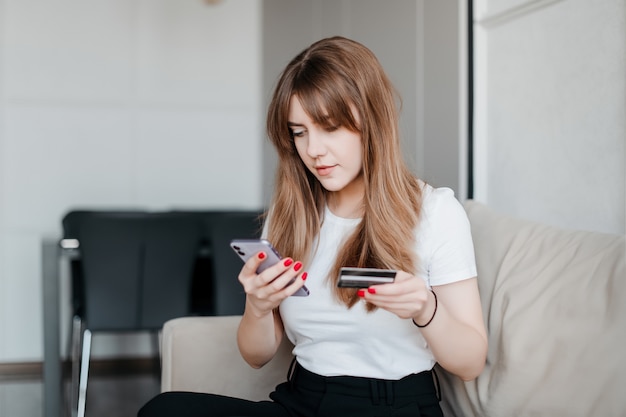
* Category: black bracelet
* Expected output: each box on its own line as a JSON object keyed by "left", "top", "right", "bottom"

{"left": 412, "top": 290, "right": 438, "bottom": 328}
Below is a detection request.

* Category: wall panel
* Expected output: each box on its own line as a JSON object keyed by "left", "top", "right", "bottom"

{"left": 2, "top": 0, "right": 134, "bottom": 102}
{"left": 473, "top": 0, "right": 625, "bottom": 234}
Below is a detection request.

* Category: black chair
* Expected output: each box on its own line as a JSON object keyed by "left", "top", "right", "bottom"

{"left": 62, "top": 211, "right": 203, "bottom": 417}
{"left": 167, "top": 209, "right": 264, "bottom": 316}
{"left": 203, "top": 211, "right": 264, "bottom": 315}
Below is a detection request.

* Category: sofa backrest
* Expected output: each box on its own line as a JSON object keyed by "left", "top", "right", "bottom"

{"left": 439, "top": 201, "right": 626, "bottom": 416}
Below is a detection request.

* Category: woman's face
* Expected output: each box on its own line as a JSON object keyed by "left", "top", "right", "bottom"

{"left": 288, "top": 95, "right": 364, "bottom": 197}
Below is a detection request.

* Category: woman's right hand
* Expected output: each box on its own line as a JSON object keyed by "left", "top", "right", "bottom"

{"left": 238, "top": 251, "right": 307, "bottom": 317}
{"left": 237, "top": 252, "right": 305, "bottom": 368}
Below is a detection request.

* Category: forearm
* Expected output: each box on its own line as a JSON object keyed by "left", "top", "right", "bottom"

{"left": 237, "top": 302, "right": 283, "bottom": 369}
{"left": 416, "top": 291, "right": 487, "bottom": 381}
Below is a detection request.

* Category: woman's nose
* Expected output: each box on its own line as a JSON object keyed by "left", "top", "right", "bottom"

{"left": 306, "top": 131, "right": 327, "bottom": 158}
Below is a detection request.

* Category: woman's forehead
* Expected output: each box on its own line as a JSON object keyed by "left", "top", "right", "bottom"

{"left": 288, "top": 92, "right": 358, "bottom": 127}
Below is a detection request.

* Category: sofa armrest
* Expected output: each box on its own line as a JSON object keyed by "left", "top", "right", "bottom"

{"left": 161, "top": 315, "right": 294, "bottom": 401}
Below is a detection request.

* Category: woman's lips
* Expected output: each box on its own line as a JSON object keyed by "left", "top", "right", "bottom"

{"left": 315, "top": 165, "right": 335, "bottom": 176}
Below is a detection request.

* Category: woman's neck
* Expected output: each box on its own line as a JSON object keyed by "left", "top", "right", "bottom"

{"left": 327, "top": 180, "right": 365, "bottom": 219}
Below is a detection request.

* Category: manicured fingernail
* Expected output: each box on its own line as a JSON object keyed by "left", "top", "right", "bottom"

{"left": 301, "top": 272, "right": 308, "bottom": 280}
{"left": 283, "top": 258, "right": 293, "bottom": 267}
{"left": 368, "top": 287, "right": 376, "bottom": 294}
{"left": 294, "top": 262, "right": 303, "bottom": 272}
{"left": 258, "top": 252, "right": 266, "bottom": 260}
{"left": 357, "top": 289, "right": 365, "bottom": 297}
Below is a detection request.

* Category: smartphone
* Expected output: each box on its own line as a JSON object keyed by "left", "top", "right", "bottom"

{"left": 230, "top": 238, "right": 309, "bottom": 296}
{"left": 337, "top": 267, "right": 397, "bottom": 288}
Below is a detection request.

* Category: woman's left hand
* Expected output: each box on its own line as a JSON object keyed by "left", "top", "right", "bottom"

{"left": 358, "top": 271, "right": 432, "bottom": 321}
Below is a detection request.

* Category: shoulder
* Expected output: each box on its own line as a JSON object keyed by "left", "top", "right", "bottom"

{"left": 419, "top": 182, "right": 468, "bottom": 227}
{"left": 415, "top": 183, "right": 476, "bottom": 285}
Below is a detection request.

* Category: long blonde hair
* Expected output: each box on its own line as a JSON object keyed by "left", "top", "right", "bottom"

{"left": 266, "top": 36, "right": 422, "bottom": 308}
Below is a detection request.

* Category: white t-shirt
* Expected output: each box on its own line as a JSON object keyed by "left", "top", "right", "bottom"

{"left": 277, "top": 184, "right": 477, "bottom": 379}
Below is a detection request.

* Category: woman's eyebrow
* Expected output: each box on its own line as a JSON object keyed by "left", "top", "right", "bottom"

{"left": 287, "top": 121, "right": 305, "bottom": 127}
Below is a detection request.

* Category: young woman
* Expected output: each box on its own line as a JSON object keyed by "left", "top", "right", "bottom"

{"left": 139, "top": 36, "right": 487, "bottom": 417}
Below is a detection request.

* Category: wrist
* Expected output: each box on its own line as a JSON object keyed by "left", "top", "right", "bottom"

{"left": 245, "top": 299, "right": 273, "bottom": 320}
{"left": 412, "top": 290, "right": 438, "bottom": 328}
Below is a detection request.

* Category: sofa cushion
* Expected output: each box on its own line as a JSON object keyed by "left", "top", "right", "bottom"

{"left": 439, "top": 201, "right": 626, "bottom": 416}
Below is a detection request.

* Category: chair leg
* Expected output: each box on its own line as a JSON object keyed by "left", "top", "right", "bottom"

{"left": 77, "top": 329, "right": 92, "bottom": 417}
{"left": 70, "top": 316, "right": 83, "bottom": 417}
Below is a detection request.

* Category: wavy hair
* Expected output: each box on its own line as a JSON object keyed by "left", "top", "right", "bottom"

{"left": 266, "top": 36, "right": 423, "bottom": 308}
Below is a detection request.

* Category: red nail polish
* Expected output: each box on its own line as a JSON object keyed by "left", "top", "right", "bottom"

{"left": 357, "top": 289, "right": 365, "bottom": 297}
{"left": 301, "top": 272, "right": 308, "bottom": 280}
{"left": 368, "top": 287, "right": 376, "bottom": 294}
{"left": 294, "top": 262, "right": 303, "bottom": 272}
{"left": 283, "top": 258, "right": 293, "bottom": 267}
{"left": 258, "top": 252, "right": 266, "bottom": 260}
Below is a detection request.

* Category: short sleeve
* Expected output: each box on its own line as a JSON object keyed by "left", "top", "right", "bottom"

{"left": 416, "top": 186, "right": 477, "bottom": 287}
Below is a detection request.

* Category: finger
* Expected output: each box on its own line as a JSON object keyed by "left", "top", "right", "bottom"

{"left": 241, "top": 251, "right": 269, "bottom": 275}
{"left": 363, "top": 282, "right": 427, "bottom": 312}
{"left": 241, "top": 254, "right": 293, "bottom": 293}
{"left": 263, "top": 260, "right": 302, "bottom": 290}
{"left": 256, "top": 258, "right": 297, "bottom": 287}
{"left": 360, "top": 291, "right": 421, "bottom": 317}
{"left": 260, "top": 261, "right": 306, "bottom": 296}
{"left": 282, "top": 271, "right": 308, "bottom": 296}
{"left": 238, "top": 252, "right": 269, "bottom": 291}
{"left": 366, "top": 287, "right": 431, "bottom": 319}
{"left": 366, "top": 281, "right": 408, "bottom": 296}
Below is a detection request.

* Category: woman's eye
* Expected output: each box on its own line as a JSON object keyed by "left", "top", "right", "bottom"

{"left": 290, "top": 129, "right": 305, "bottom": 138}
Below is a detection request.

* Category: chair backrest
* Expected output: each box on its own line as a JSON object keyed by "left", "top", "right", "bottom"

{"left": 62, "top": 210, "right": 147, "bottom": 323}
{"left": 140, "top": 213, "right": 203, "bottom": 328}
{"left": 63, "top": 211, "right": 203, "bottom": 331}
{"left": 204, "top": 211, "right": 263, "bottom": 315}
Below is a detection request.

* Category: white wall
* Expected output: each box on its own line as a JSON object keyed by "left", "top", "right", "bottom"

{"left": 473, "top": 0, "right": 625, "bottom": 234}
{"left": 0, "top": 0, "right": 262, "bottom": 362}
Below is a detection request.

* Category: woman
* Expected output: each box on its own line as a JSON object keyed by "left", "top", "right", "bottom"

{"left": 139, "top": 36, "right": 487, "bottom": 417}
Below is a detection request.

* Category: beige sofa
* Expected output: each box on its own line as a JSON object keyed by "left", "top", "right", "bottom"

{"left": 160, "top": 201, "right": 626, "bottom": 416}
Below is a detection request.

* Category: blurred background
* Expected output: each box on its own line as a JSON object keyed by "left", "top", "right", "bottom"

{"left": 0, "top": 0, "right": 623, "bottom": 415}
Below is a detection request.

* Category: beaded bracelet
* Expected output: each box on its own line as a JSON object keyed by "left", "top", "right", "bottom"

{"left": 412, "top": 290, "right": 438, "bottom": 328}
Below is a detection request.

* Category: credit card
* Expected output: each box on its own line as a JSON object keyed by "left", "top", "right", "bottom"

{"left": 337, "top": 267, "right": 397, "bottom": 288}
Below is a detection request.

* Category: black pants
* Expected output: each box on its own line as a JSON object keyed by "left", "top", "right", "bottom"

{"left": 138, "top": 362, "right": 443, "bottom": 417}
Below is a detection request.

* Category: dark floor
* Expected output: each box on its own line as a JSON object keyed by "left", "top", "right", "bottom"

{"left": 0, "top": 369, "right": 160, "bottom": 417}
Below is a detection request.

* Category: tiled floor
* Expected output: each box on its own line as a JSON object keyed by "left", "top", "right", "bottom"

{"left": 0, "top": 372, "right": 160, "bottom": 417}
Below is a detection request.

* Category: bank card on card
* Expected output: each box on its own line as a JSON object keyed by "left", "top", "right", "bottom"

{"left": 337, "top": 267, "right": 396, "bottom": 288}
